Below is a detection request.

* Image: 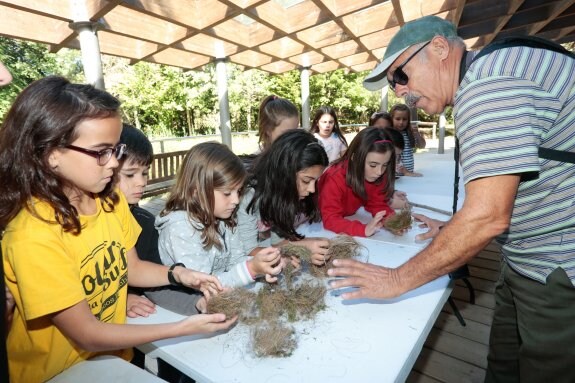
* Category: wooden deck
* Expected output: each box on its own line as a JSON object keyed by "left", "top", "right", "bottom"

{"left": 140, "top": 194, "right": 500, "bottom": 383}
{"left": 407, "top": 241, "right": 499, "bottom": 383}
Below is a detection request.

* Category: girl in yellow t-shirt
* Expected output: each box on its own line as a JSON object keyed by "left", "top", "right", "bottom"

{"left": 0, "top": 76, "right": 236, "bottom": 382}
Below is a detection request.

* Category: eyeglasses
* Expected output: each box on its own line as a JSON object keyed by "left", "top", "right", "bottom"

{"left": 65, "top": 143, "right": 126, "bottom": 166}
{"left": 388, "top": 41, "right": 430, "bottom": 91}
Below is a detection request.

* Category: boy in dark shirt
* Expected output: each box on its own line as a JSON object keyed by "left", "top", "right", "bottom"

{"left": 118, "top": 124, "right": 160, "bottom": 318}
{"left": 119, "top": 124, "right": 204, "bottom": 318}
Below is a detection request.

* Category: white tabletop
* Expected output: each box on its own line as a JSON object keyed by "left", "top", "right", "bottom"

{"left": 128, "top": 144, "right": 459, "bottom": 383}
{"left": 46, "top": 356, "right": 166, "bottom": 383}
{"left": 129, "top": 237, "right": 451, "bottom": 383}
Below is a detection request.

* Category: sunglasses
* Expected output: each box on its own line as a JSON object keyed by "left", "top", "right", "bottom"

{"left": 388, "top": 41, "right": 430, "bottom": 91}
{"left": 65, "top": 143, "right": 126, "bottom": 166}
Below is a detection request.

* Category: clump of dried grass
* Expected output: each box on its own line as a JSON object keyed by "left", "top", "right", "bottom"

{"left": 251, "top": 321, "right": 297, "bottom": 358}
{"left": 311, "top": 234, "right": 363, "bottom": 277}
{"left": 255, "top": 284, "right": 286, "bottom": 321}
{"left": 254, "top": 280, "right": 327, "bottom": 323}
{"left": 206, "top": 288, "right": 256, "bottom": 321}
{"left": 281, "top": 243, "right": 313, "bottom": 263}
{"left": 383, "top": 208, "right": 412, "bottom": 235}
{"left": 282, "top": 260, "right": 298, "bottom": 289}
{"left": 207, "top": 248, "right": 332, "bottom": 357}
{"left": 283, "top": 281, "right": 326, "bottom": 322}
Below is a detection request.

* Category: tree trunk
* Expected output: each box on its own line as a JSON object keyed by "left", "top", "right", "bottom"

{"left": 186, "top": 107, "right": 193, "bottom": 136}
{"left": 133, "top": 110, "right": 141, "bottom": 130}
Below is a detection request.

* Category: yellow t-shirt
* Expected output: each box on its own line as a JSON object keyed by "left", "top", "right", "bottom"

{"left": 2, "top": 192, "right": 141, "bottom": 383}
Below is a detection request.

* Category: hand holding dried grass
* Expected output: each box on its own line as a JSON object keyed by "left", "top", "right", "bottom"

{"left": 206, "top": 288, "right": 256, "bottom": 321}
{"left": 311, "top": 235, "right": 363, "bottom": 277}
{"left": 383, "top": 208, "right": 413, "bottom": 235}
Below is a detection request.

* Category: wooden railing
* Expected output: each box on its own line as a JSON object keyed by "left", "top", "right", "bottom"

{"left": 144, "top": 150, "right": 188, "bottom": 198}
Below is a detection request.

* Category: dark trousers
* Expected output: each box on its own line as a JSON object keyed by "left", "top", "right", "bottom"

{"left": 485, "top": 262, "right": 575, "bottom": 383}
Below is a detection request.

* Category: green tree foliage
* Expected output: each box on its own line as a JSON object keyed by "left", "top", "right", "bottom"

{"left": 0, "top": 37, "right": 83, "bottom": 118}
{"left": 309, "top": 69, "right": 380, "bottom": 129}
{"left": 1, "top": 37, "right": 454, "bottom": 136}
{"left": 228, "top": 65, "right": 272, "bottom": 132}
{"left": 106, "top": 58, "right": 218, "bottom": 137}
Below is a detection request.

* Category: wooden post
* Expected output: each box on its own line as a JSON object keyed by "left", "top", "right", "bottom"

{"left": 215, "top": 58, "right": 232, "bottom": 149}
{"left": 300, "top": 66, "right": 311, "bottom": 129}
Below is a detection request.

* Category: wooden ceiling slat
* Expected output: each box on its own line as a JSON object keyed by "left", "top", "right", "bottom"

{"left": 398, "top": 0, "right": 459, "bottom": 23}
{"left": 535, "top": 0, "right": 575, "bottom": 34}
{"left": 0, "top": 0, "right": 573, "bottom": 76}
{"left": 450, "top": 0, "right": 467, "bottom": 26}
{"left": 122, "top": 0, "right": 233, "bottom": 30}
{"left": 311, "top": 60, "right": 342, "bottom": 73}
{"left": 147, "top": 48, "right": 211, "bottom": 70}
{"left": 1, "top": 0, "right": 71, "bottom": 20}
{"left": 97, "top": 30, "right": 161, "bottom": 59}
{"left": 288, "top": 50, "right": 326, "bottom": 66}
{"left": 340, "top": 2, "right": 397, "bottom": 36}
{"left": 227, "top": 0, "right": 268, "bottom": 9}
{"left": 318, "top": 0, "right": 382, "bottom": 17}
{"left": 180, "top": 34, "right": 241, "bottom": 58}
{"left": 258, "top": 37, "right": 306, "bottom": 58}
{"left": 309, "top": 0, "right": 379, "bottom": 62}
{"left": 360, "top": 27, "right": 400, "bottom": 50}
{"left": 351, "top": 60, "right": 377, "bottom": 72}
{"left": 251, "top": 0, "right": 328, "bottom": 34}
{"left": 229, "top": 49, "right": 274, "bottom": 67}
{"left": 259, "top": 60, "right": 297, "bottom": 73}
{"left": 459, "top": 0, "right": 511, "bottom": 27}
{"left": 391, "top": 0, "right": 405, "bottom": 25}
{"left": 320, "top": 40, "right": 361, "bottom": 59}
{"left": 296, "top": 21, "right": 346, "bottom": 48}
{"left": 211, "top": 17, "right": 276, "bottom": 48}
{"left": 102, "top": 5, "right": 188, "bottom": 45}
{"left": 474, "top": 0, "right": 527, "bottom": 48}
{"left": 0, "top": 5, "right": 71, "bottom": 44}
{"left": 338, "top": 51, "right": 371, "bottom": 66}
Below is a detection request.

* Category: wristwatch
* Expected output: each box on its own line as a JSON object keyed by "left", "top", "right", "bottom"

{"left": 168, "top": 263, "right": 186, "bottom": 286}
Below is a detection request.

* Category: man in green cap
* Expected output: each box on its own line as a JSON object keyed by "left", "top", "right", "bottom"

{"left": 329, "top": 15, "right": 575, "bottom": 383}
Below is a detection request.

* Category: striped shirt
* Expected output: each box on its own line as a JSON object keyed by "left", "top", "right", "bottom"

{"left": 454, "top": 46, "right": 575, "bottom": 285}
{"left": 400, "top": 130, "right": 415, "bottom": 172}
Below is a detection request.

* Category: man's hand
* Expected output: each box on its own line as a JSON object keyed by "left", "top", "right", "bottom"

{"left": 327, "top": 258, "right": 403, "bottom": 300}
{"left": 412, "top": 213, "right": 447, "bottom": 241}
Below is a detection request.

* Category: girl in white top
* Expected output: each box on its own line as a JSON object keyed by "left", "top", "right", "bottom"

{"left": 156, "top": 142, "right": 282, "bottom": 287}
{"left": 310, "top": 106, "right": 348, "bottom": 163}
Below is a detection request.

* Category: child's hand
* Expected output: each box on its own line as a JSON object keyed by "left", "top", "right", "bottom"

{"left": 176, "top": 268, "right": 223, "bottom": 299}
{"left": 297, "top": 237, "right": 330, "bottom": 266}
{"left": 196, "top": 296, "right": 207, "bottom": 313}
{"left": 5, "top": 286, "right": 15, "bottom": 329}
{"left": 286, "top": 256, "right": 301, "bottom": 269}
{"left": 178, "top": 313, "right": 237, "bottom": 336}
{"left": 365, "top": 211, "right": 387, "bottom": 237}
{"left": 126, "top": 294, "right": 156, "bottom": 318}
{"left": 249, "top": 247, "right": 282, "bottom": 279}
{"left": 390, "top": 190, "right": 409, "bottom": 209}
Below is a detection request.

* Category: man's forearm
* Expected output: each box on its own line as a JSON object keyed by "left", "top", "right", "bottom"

{"left": 395, "top": 174, "right": 519, "bottom": 294}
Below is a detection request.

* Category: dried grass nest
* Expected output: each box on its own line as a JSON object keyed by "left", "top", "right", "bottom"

{"left": 383, "top": 208, "right": 413, "bottom": 235}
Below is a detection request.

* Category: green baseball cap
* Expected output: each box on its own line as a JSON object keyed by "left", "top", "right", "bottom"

{"left": 363, "top": 15, "right": 458, "bottom": 91}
